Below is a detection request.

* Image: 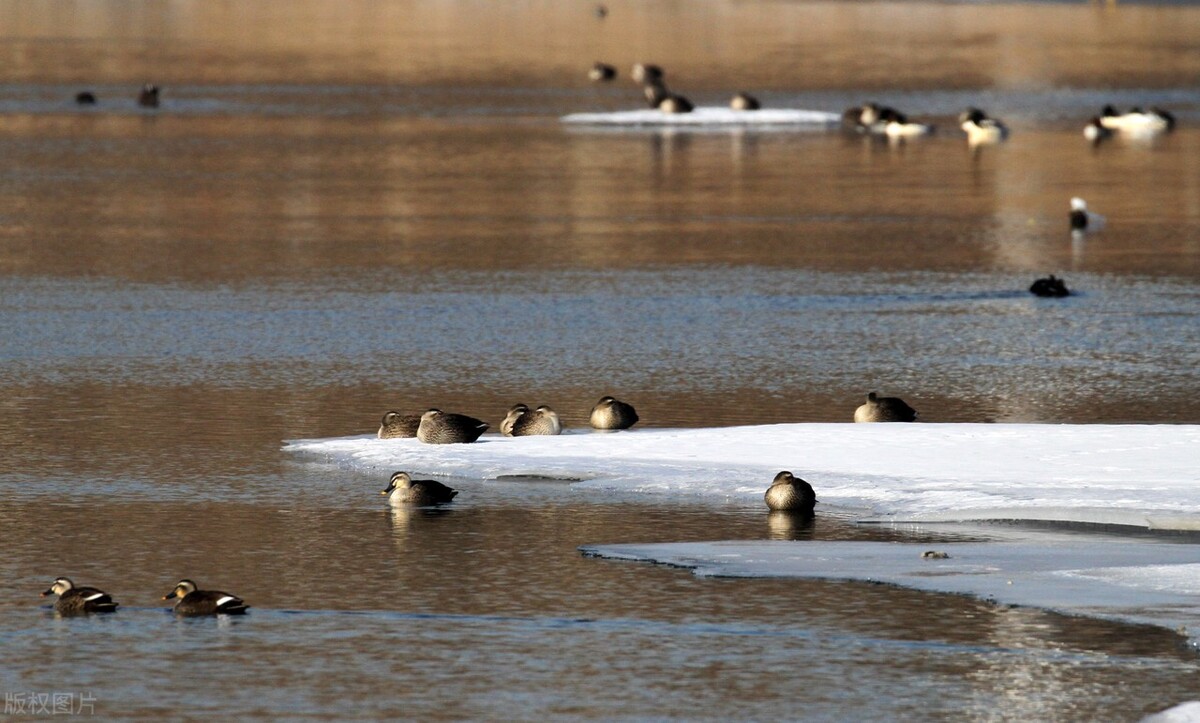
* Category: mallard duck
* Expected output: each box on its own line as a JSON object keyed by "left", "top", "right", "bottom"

{"left": 380, "top": 471, "right": 459, "bottom": 505}
{"left": 41, "top": 577, "right": 118, "bottom": 615}
{"left": 163, "top": 580, "right": 248, "bottom": 616}
{"left": 854, "top": 392, "right": 917, "bottom": 422}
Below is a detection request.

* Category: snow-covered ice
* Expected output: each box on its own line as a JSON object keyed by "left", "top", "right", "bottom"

{"left": 560, "top": 107, "right": 842, "bottom": 127}
{"left": 286, "top": 423, "right": 1200, "bottom": 636}
{"left": 286, "top": 424, "right": 1200, "bottom": 529}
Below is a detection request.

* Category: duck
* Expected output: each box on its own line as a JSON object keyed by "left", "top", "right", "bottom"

{"left": 959, "top": 107, "right": 1009, "bottom": 145}
{"left": 163, "top": 579, "right": 248, "bottom": 616}
{"left": 1083, "top": 117, "right": 1114, "bottom": 144}
{"left": 416, "top": 408, "right": 488, "bottom": 444}
{"left": 74, "top": 91, "right": 97, "bottom": 106}
{"left": 643, "top": 81, "right": 671, "bottom": 109}
{"left": 381, "top": 471, "right": 459, "bottom": 504}
{"left": 1029, "top": 275, "right": 1070, "bottom": 298}
{"left": 764, "top": 471, "right": 817, "bottom": 513}
{"left": 1070, "top": 197, "right": 1105, "bottom": 231}
{"left": 631, "top": 63, "right": 664, "bottom": 85}
{"left": 137, "top": 84, "right": 160, "bottom": 108}
{"left": 730, "top": 92, "right": 761, "bottom": 111}
{"left": 881, "top": 108, "right": 934, "bottom": 139}
{"left": 854, "top": 392, "right": 917, "bottom": 422}
{"left": 590, "top": 396, "right": 639, "bottom": 430}
{"left": 589, "top": 62, "right": 616, "bottom": 82}
{"left": 658, "top": 94, "right": 694, "bottom": 114}
{"left": 500, "top": 403, "right": 529, "bottom": 437}
{"left": 1099, "top": 105, "right": 1175, "bottom": 134}
{"left": 511, "top": 404, "right": 563, "bottom": 436}
{"left": 41, "top": 577, "right": 119, "bottom": 615}
{"left": 841, "top": 102, "right": 899, "bottom": 134}
{"left": 378, "top": 411, "right": 421, "bottom": 439}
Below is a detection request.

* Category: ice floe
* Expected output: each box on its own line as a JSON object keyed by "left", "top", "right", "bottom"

{"left": 579, "top": 539, "right": 1200, "bottom": 641}
{"left": 286, "top": 423, "right": 1200, "bottom": 530}
{"left": 560, "top": 107, "right": 842, "bottom": 127}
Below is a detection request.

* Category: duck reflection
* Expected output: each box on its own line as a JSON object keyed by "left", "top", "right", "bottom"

{"left": 387, "top": 503, "right": 456, "bottom": 549}
{"left": 767, "top": 510, "right": 816, "bottom": 540}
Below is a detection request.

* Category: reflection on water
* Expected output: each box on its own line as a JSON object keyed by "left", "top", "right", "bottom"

{"left": 2, "top": 0, "right": 1200, "bottom": 719}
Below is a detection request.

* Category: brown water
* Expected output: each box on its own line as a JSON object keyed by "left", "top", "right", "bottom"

{"left": 2, "top": 1, "right": 1200, "bottom": 720}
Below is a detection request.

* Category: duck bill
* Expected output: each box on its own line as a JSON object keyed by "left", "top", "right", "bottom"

{"left": 163, "top": 592, "right": 177, "bottom": 600}
{"left": 40, "top": 589, "right": 53, "bottom": 597}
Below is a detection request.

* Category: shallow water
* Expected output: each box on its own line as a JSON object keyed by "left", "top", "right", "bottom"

{"left": 2, "top": 0, "right": 1200, "bottom": 719}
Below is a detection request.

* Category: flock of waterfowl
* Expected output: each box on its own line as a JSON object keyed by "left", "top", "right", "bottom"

{"left": 40, "top": 577, "right": 247, "bottom": 617}
{"left": 586, "top": 61, "right": 1176, "bottom": 149}
{"left": 369, "top": 391, "right": 916, "bottom": 518}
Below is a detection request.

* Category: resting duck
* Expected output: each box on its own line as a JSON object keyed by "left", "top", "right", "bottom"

{"left": 854, "top": 392, "right": 917, "bottom": 422}
{"left": 730, "top": 92, "right": 761, "bottom": 111}
{"left": 511, "top": 404, "right": 563, "bottom": 436}
{"left": 378, "top": 411, "right": 421, "bottom": 439}
{"left": 416, "top": 409, "right": 488, "bottom": 444}
{"left": 764, "top": 471, "right": 817, "bottom": 513}
{"left": 1099, "top": 105, "right": 1175, "bottom": 134}
{"left": 590, "top": 396, "right": 639, "bottom": 430}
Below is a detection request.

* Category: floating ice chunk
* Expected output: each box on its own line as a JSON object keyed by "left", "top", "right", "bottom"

{"left": 560, "top": 107, "right": 842, "bottom": 126}
{"left": 580, "top": 539, "right": 1200, "bottom": 637}
{"left": 1143, "top": 702, "right": 1200, "bottom": 723}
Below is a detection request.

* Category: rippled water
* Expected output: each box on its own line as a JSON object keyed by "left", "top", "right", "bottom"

{"left": 2, "top": 1, "right": 1200, "bottom": 719}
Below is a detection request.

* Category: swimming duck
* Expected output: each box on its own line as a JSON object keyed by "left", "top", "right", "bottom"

{"left": 658, "top": 94, "right": 694, "bottom": 114}
{"left": 1099, "top": 105, "right": 1175, "bottom": 134}
{"left": 1083, "top": 117, "right": 1114, "bottom": 144}
{"left": 137, "top": 84, "right": 160, "bottom": 108}
{"left": 41, "top": 577, "right": 119, "bottom": 615}
{"left": 764, "top": 471, "right": 816, "bottom": 513}
{"left": 511, "top": 404, "right": 563, "bottom": 436}
{"left": 643, "top": 81, "right": 671, "bottom": 109}
{"left": 959, "top": 107, "right": 1009, "bottom": 145}
{"left": 1029, "top": 275, "right": 1070, "bottom": 298}
{"left": 163, "top": 580, "right": 248, "bottom": 616}
{"left": 1070, "top": 197, "right": 1104, "bottom": 231}
{"left": 730, "top": 92, "right": 761, "bottom": 111}
{"left": 590, "top": 396, "right": 639, "bottom": 430}
{"left": 417, "top": 409, "right": 489, "bottom": 444}
{"left": 589, "top": 62, "right": 616, "bottom": 82}
{"left": 74, "top": 91, "right": 97, "bottom": 106}
{"left": 631, "top": 63, "right": 664, "bottom": 85}
{"left": 500, "top": 403, "right": 529, "bottom": 437}
{"left": 378, "top": 411, "right": 421, "bottom": 439}
{"left": 381, "top": 471, "right": 459, "bottom": 504}
{"left": 854, "top": 392, "right": 917, "bottom": 423}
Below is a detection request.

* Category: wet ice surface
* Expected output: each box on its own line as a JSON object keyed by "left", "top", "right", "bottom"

{"left": 289, "top": 422, "right": 1200, "bottom": 638}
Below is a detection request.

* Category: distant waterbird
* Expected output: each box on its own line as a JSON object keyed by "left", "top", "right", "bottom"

{"left": 138, "top": 84, "right": 160, "bottom": 108}
{"left": 74, "top": 91, "right": 97, "bottom": 106}
{"left": 1029, "top": 275, "right": 1070, "bottom": 298}
{"left": 589, "top": 62, "right": 616, "bottom": 82}
{"left": 511, "top": 404, "right": 563, "bottom": 436}
{"left": 959, "top": 107, "right": 1009, "bottom": 145}
{"left": 730, "top": 92, "right": 761, "bottom": 111}
{"left": 1070, "top": 197, "right": 1104, "bottom": 232}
